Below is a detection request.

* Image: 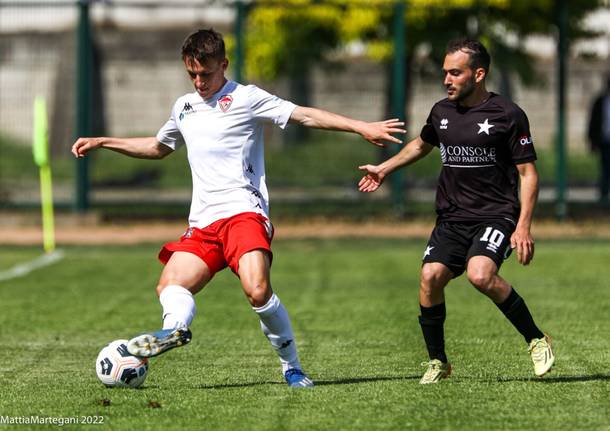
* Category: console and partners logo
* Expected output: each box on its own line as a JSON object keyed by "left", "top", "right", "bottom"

{"left": 439, "top": 143, "right": 497, "bottom": 166}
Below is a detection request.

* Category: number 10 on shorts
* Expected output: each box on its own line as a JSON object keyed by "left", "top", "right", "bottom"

{"left": 480, "top": 226, "right": 505, "bottom": 253}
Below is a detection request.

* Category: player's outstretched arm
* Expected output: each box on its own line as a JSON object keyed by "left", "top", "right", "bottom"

{"left": 358, "top": 136, "right": 433, "bottom": 193}
{"left": 511, "top": 161, "right": 539, "bottom": 265}
{"left": 71, "top": 136, "right": 173, "bottom": 160}
{"left": 289, "top": 106, "right": 406, "bottom": 147}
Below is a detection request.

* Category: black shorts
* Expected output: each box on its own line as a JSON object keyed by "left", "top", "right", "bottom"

{"left": 422, "top": 220, "right": 515, "bottom": 277}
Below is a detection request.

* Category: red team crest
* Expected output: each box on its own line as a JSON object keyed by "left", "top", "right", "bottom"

{"left": 218, "top": 95, "right": 233, "bottom": 112}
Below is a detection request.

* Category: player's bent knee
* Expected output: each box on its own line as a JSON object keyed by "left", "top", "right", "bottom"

{"left": 467, "top": 271, "right": 494, "bottom": 292}
{"left": 244, "top": 283, "right": 272, "bottom": 307}
{"left": 420, "top": 266, "right": 446, "bottom": 289}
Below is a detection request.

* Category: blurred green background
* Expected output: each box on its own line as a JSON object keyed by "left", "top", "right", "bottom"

{"left": 1, "top": 0, "right": 609, "bottom": 220}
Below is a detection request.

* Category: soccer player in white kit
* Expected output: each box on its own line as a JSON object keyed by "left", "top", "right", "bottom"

{"left": 72, "top": 28, "right": 405, "bottom": 388}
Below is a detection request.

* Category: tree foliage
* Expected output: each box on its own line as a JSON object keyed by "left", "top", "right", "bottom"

{"left": 244, "top": 1, "right": 341, "bottom": 81}
{"left": 240, "top": 0, "right": 603, "bottom": 85}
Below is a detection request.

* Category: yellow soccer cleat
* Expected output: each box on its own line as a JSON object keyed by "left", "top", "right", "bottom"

{"left": 528, "top": 334, "right": 555, "bottom": 377}
{"left": 420, "top": 359, "right": 452, "bottom": 384}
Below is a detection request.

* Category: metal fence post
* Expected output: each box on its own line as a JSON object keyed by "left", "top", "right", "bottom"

{"left": 75, "top": 0, "right": 92, "bottom": 212}
{"left": 234, "top": 0, "right": 247, "bottom": 83}
{"left": 555, "top": 0, "right": 568, "bottom": 221}
{"left": 391, "top": 1, "right": 406, "bottom": 215}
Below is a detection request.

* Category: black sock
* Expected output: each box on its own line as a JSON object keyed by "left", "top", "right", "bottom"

{"left": 495, "top": 287, "right": 544, "bottom": 343}
{"left": 418, "top": 303, "right": 448, "bottom": 363}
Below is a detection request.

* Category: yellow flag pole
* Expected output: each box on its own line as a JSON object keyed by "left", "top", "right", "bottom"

{"left": 40, "top": 164, "right": 55, "bottom": 253}
{"left": 33, "top": 96, "right": 56, "bottom": 253}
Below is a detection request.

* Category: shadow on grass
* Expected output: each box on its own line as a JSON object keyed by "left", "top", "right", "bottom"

{"left": 196, "top": 375, "right": 420, "bottom": 389}
{"left": 315, "top": 375, "right": 420, "bottom": 386}
{"left": 198, "top": 381, "right": 281, "bottom": 389}
{"left": 496, "top": 374, "right": 610, "bottom": 383}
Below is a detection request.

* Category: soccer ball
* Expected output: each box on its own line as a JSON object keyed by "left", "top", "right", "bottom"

{"left": 95, "top": 339, "right": 149, "bottom": 388}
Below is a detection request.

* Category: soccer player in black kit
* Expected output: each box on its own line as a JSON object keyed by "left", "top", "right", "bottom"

{"left": 358, "top": 38, "right": 554, "bottom": 384}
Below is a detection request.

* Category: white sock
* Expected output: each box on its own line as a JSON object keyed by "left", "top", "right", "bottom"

{"left": 253, "top": 294, "right": 301, "bottom": 373}
{"left": 159, "top": 285, "right": 196, "bottom": 330}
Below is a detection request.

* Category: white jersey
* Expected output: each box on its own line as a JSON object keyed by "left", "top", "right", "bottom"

{"left": 156, "top": 80, "right": 296, "bottom": 228}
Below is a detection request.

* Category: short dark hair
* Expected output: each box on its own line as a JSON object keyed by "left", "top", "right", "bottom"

{"left": 181, "top": 28, "right": 226, "bottom": 64}
{"left": 446, "top": 38, "right": 491, "bottom": 73}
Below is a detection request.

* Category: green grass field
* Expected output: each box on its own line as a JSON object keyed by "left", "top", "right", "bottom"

{"left": 1, "top": 239, "right": 609, "bottom": 430}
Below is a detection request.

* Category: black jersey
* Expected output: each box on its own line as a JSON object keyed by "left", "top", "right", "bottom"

{"left": 420, "top": 93, "right": 536, "bottom": 224}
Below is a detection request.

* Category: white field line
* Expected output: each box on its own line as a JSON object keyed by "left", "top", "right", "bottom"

{"left": 0, "top": 250, "right": 65, "bottom": 282}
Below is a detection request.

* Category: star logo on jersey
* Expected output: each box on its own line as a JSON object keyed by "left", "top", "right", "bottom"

{"left": 477, "top": 118, "right": 494, "bottom": 135}
{"left": 423, "top": 245, "right": 434, "bottom": 258}
{"left": 440, "top": 118, "right": 449, "bottom": 130}
{"left": 218, "top": 95, "right": 233, "bottom": 112}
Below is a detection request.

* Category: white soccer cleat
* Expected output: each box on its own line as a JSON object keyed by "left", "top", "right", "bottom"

{"left": 127, "top": 327, "right": 192, "bottom": 358}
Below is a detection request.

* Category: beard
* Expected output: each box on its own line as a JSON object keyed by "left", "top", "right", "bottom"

{"left": 448, "top": 77, "right": 476, "bottom": 102}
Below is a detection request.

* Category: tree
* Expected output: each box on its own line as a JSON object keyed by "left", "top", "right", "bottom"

{"left": 332, "top": 0, "right": 601, "bottom": 104}
{"left": 237, "top": 0, "right": 603, "bottom": 139}
{"left": 242, "top": 1, "right": 342, "bottom": 143}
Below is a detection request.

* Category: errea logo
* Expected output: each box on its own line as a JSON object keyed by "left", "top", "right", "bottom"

{"left": 440, "top": 118, "right": 449, "bottom": 129}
